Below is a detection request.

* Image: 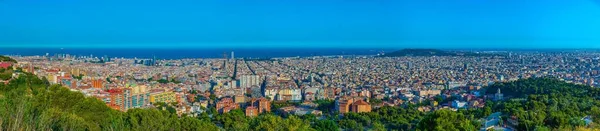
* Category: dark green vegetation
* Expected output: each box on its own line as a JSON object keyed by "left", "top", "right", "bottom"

{"left": 156, "top": 78, "right": 181, "bottom": 84}
{"left": 417, "top": 109, "right": 478, "bottom": 131}
{"left": 211, "top": 109, "right": 313, "bottom": 131}
{"left": 0, "top": 68, "right": 13, "bottom": 80}
{"left": 338, "top": 106, "right": 481, "bottom": 131}
{"left": 381, "top": 49, "right": 501, "bottom": 57}
{"left": 0, "top": 56, "right": 17, "bottom": 63}
{"left": 72, "top": 74, "right": 84, "bottom": 80}
{"left": 485, "top": 77, "right": 600, "bottom": 130}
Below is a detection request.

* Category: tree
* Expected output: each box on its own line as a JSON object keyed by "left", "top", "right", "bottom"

{"left": 253, "top": 113, "right": 283, "bottom": 131}
{"left": 314, "top": 120, "right": 339, "bottom": 131}
{"left": 340, "top": 119, "right": 363, "bottom": 131}
{"left": 315, "top": 99, "right": 335, "bottom": 114}
{"left": 179, "top": 117, "right": 219, "bottom": 131}
{"left": 417, "top": 109, "right": 476, "bottom": 131}
{"left": 215, "top": 109, "right": 250, "bottom": 131}
{"left": 282, "top": 115, "right": 312, "bottom": 131}
{"left": 483, "top": 107, "right": 492, "bottom": 117}
{"left": 157, "top": 79, "right": 169, "bottom": 84}
{"left": 370, "top": 122, "right": 386, "bottom": 131}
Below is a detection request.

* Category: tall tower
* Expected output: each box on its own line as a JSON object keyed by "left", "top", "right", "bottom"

{"left": 231, "top": 51, "right": 235, "bottom": 60}
{"left": 152, "top": 55, "right": 157, "bottom": 66}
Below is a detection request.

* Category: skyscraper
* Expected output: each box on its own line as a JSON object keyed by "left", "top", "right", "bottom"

{"left": 153, "top": 55, "right": 157, "bottom": 66}
{"left": 231, "top": 51, "right": 235, "bottom": 60}
{"left": 103, "top": 55, "right": 109, "bottom": 62}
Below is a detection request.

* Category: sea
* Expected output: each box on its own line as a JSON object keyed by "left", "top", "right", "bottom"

{"left": 0, "top": 47, "right": 392, "bottom": 59}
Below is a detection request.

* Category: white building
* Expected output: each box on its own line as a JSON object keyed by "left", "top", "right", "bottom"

{"left": 240, "top": 75, "right": 260, "bottom": 88}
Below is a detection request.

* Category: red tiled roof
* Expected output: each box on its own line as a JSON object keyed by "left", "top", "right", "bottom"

{"left": 107, "top": 89, "right": 123, "bottom": 94}
{"left": 0, "top": 62, "right": 11, "bottom": 69}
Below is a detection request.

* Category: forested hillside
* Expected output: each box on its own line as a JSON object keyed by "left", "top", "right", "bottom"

{"left": 0, "top": 72, "right": 220, "bottom": 131}
{"left": 0, "top": 56, "right": 16, "bottom": 63}
{"left": 485, "top": 77, "right": 600, "bottom": 130}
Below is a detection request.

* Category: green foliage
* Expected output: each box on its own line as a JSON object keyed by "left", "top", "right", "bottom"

{"left": 252, "top": 113, "right": 283, "bottom": 131}
{"left": 282, "top": 115, "right": 312, "bottom": 131}
{"left": 0, "top": 56, "right": 17, "bottom": 63}
{"left": 0, "top": 69, "right": 12, "bottom": 80}
{"left": 486, "top": 77, "right": 600, "bottom": 130}
{"left": 485, "top": 77, "right": 600, "bottom": 98}
{"left": 417, "top": 109, "right": 477, "bottom": 131}
{"left": 180, "top": 117, "right": 219, "bottom": 131}
{"left": 314, "top": 119, "right": 339, "bottom": 131}
{"left": 72, "top": 74, "right": 84, "bottom": 80}
{"left": 370, "top": 98, "right": 383, "bottom": 105}
{"left": 341, "top": 106, "right": 425, "bottom": 130}
{"left": 339, "top": 119, "right": 363, "bottom": 131}
{"left": 370, "top": 122, "right": 386, "bottom": 131}
{"left": 124, "top": 108, "right": 184, "bottom": 131}
{"left": 157, "top": 79, "right": 169, "bottom": 84}
{"left": 214, "top": 109, "right": 251, "bottom": 130}
{"left": 315, "top": 99, "right": 335, "bottom": 114}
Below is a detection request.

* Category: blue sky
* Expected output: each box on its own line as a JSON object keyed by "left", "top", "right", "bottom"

{"left": 1, "top": 0, "right": 600, "bottom": 49}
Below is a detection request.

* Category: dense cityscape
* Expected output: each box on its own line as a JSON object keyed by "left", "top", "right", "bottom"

{"left": 2, "top": 0, "right": 600, "bottom": 130}
{"left": 2, "top": 49, "right": 600, "bottom": 130}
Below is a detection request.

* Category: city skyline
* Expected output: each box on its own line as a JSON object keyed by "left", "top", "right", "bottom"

{"left": 2, "top": 0, "right": 600, "bottom": 49}
{"left": 4, "top": 1, "right": 600, "bottom": 130}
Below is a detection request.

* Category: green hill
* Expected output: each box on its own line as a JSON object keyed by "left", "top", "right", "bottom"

{"left": 0, "top": 72, "right": 220, "bottom": 131}
{"left": 0, "top": 56, "right": 16, "bottom": 63}
{"left": 485, "top": 77, "right": 600, "bottom": 130}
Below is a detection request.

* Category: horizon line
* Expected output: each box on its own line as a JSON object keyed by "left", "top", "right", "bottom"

{"left": 2, "top": 46, "right": 600, "bottom": 50}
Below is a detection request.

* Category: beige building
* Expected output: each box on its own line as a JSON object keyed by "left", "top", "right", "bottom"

{"left": 337, "top": 98, "right": 372, "bottom": 113}
{"left": 351, "top": 100, "right": 372, "bottom": 113}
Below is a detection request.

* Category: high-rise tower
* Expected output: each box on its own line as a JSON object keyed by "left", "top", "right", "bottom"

{"left": 153, "top": 55, "right": 157, "bottom": 66}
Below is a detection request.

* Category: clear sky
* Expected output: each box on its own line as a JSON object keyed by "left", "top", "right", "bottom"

{"left": 1, "top": 0, "right": 600, "bottom": 49}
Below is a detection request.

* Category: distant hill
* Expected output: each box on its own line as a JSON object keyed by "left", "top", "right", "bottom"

{"left": 380, "top": 49, "right": 501, "bottom": 57}
{"left": 0, "top": 56, "right": 16, "bottom": 63}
